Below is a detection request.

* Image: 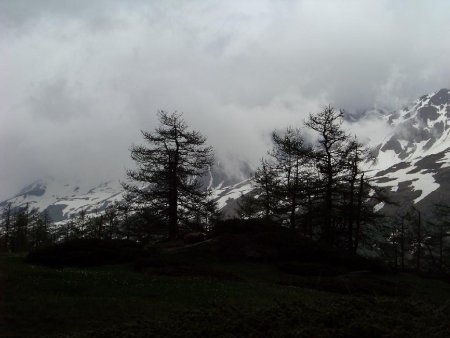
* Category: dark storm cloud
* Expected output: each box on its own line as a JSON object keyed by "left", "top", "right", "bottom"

{"left": 1, "top": 0, "right": 450, "bottom": 199}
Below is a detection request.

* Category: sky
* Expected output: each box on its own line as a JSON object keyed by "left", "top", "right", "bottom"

{"left": 1, "top": 0, "right": 450, "bottom": 200}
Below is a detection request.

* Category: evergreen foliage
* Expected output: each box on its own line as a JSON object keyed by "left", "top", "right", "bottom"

{"left": 123, "top": 111, "right": 216, "bottom": 239}
{"left": 240, "top": 106, "right": 386, "bottom": 252}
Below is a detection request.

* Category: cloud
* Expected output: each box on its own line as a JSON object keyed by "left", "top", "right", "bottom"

{"left": 1, "top": 0, "right": 450, "bottom": 199}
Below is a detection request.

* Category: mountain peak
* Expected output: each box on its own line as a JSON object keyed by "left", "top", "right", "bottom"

{"left": 372, "top": 88, "right": 450, "bottom": 211}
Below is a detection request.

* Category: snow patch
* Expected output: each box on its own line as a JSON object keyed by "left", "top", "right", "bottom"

{"left": 374, "top": 202, "right": 385, "bottom": 212}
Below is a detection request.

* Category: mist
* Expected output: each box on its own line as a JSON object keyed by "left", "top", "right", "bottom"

{"left": 1, "top": 0, "right": 450, "bottom": 199}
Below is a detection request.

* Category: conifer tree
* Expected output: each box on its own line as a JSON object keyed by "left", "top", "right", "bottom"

{"left": 305, "top": 106, "right": 350, "bottom": 243}
{"left": 123, "top": 111, "right": 215, "bottom": 240}
{"left": 1, "top": 202, "right": 12, "bottom": 252}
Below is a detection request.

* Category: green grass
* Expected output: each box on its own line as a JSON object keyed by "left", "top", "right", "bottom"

{"left": 1, "top": 253, "right": 450, "bottom": 337}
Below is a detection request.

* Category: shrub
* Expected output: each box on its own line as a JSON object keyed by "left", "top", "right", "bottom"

{"left": 211, "top": 218, "right": 387, "bottom": 272}
{"left": 213, "top": 218, "right": 281, "bottom": 236}
{"left": 26, "top": 239, "right": 146, "bottom": 267}
{"left": 212, "top": 218, "right": 314, "bottom": 260}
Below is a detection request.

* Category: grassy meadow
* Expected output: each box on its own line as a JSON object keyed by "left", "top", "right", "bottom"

{"left": 1, "top": 250, "right": 450, "bottom": 337}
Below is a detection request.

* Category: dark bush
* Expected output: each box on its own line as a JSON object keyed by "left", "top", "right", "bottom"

{"left": 26, "top": 239, "right": 146, "bottom": 267}
{"left": 213, "top": 218, "right": 281, "bottom": 236}
{"left": 183, "top": 232, "right": 205, "bottom": 245}
{"left": 212, "top": 218, "right": 315, "bottom": 260}
{"left": 211, "top": 218, "right": 387, "bottom": 272}
{"left": 278, "top": 262, "right": 348, "bottom": 276}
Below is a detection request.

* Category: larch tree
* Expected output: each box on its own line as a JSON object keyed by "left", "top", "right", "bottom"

{"left": 254, "top": 158, "right": 279, "bottom": 219}
{"left": 1, "top": 202, "right": 12, "bottom": 252}
{"left": 123, "top": 111, "right": 215, "bottom": 240}
{"left": 244, "top": 127, "right": 313, "bottom": 229}
{"left": 429, "top": 203, "right": 450, "bottom": 272}
{"left": 305, "top": 106, "right": 351, "bottom": 244}
{"left": 269, "top": 127, "right": 312, "bottom": 229}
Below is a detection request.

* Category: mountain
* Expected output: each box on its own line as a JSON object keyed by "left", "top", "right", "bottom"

{"left": 3, "top": 89, "right": 450, "bottom": 222}
{"left": 343, "top": 108, "right": 389, "bottom": 123}
{"left": 370, "top": 88, "right": 450, "bottom": 215}
{"left": 0, "top": 162, "right": 254, "bottom": 223}
{"left": 0, "top": 178, "right": 124, "bottom": 223}
{"left": 213, "top": 88, "right": 450, "bottom": 217}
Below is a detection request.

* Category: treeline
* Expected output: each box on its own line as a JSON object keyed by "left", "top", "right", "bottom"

{"left": 1, "top": 107, "right": 450, "bottom": 275}
{"left": 58, "top": 203, "right": 170, "bottom": 244}
{"left": 0, "top": 201, "right": 175, "bottom": 252}
{"left": 239, "top": 106, "right": 387, "bottom": 253}
{"left": 0, "top": 111, "right": 218, "bottom": 251}
{"left": 0, "top": 107, "right": 391, "bottom": 255}
{"left": 0, "top": 203, "right": 53, "bottom": 252}
{"left": 384, "top": 204, "right": 450, "bottom": 273}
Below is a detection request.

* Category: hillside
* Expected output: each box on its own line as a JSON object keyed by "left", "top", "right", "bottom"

{"left": 0, "top": 163, "right": 252, "bottom": 223}
{"left": 3, "top": 89, "right": 450, "bottom": 221}
{"left": 371, "top": 88, "right": 450, "bottom": 215}
{"left": 2, "top": 250, "right": 450, "bottom": 337}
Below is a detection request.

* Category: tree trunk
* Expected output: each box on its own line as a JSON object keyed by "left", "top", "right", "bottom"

{"left": 4, "top": 203, "right": 11, "bottom": 252}
{"left": 394, "top": 243, "right": 398, "bottom": 270}
{"left": 439, "top": 223, "right": 443, "bottom": 272}
{"left": 290, "top": 197, "right": 296, "bottom": 230}
{"left": 353, "top": 173, "right": 364, "bottom": 253}
{"left": 401, "top": 216, "right": 405, "bottom": 271}
{"left": 289, "top": 159, "right": 299, "bottom": 230}
{"left": 348, "top": 175, "right": 355, "bottom": 252}
{"left": 264, "top": 176, "right": 271, "bottom": 218}
{"left": 416, "top": 209, "right": 421, "bottom": 272}
{"left": 307, "top": 192, "right": 313, "bottom": 238}
{"left": 168, "top": 161, "right": 178, "bottom": 240}
{"left": 325, "top": 174, "right": 333, "bottom": 243}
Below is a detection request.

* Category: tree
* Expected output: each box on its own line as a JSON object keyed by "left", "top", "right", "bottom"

{"left": 104, "top": 204, "right": 119, "bottom": 239}
{"left": 117, "top": 202, "right": 132, "bottom": 240}
{"left": 76, "top": 209, "right": 88, "bottom": 237}
{"left": 1, "top": 202, "right": 12, "bottom": 252}
{"left": 123, "top": 111, "right": 215, "bottom": 240}
{"left": 424, "top": 203, "right": 450, "bottom": 272}
{"left": 268, "top": 127, "right": 312, "bottom": 229}
{"left": 343, "top": 138, "right": 364, "bottom": 250}
{"left": 433, "top": 203, "right": 450, "bottom": 271}
{"left": 253, "top": 158, "right": 279, "bottom": 218}
{"left": 305, "top": 106, "right": 352, "bottom": 244}
{"left": 29, "top": 210, "right": 53, "bottom": 249}
{"left": 411, "top": 206, "right": 423, "bottom": 271}
{"left": 237, "top": 158, "right": 281, "bottom": 220}
{"left": 242, "top": 127, "right": 314, "bottom": 230}
{"left": 387, "top": 214, "right": 406, "bottom": 270}
{"left": 341, "top": 138, "right": 385, "bottom": 253}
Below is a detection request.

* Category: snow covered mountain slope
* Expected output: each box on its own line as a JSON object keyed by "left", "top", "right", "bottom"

{"left": 375, "top": 88, "right": 450, "bottom": 167}
{"left": 209, "top": 88, "right": 450, "bottom": 216}
{"left": 0, "top": 162, "right": 254, "bottom": 222}
{"left": 3, "top": 89, "right": 450, "bottom": 221}
{"left": 212, "top": 179, "right": 253, "bottom": 218}
{"left": 0, "top": 178, "right": 124, "bottom": 222}
{"left": 370, "top": 88, "right": 450, "bottom": 214}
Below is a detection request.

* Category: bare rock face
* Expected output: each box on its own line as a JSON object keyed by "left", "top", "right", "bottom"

{"left": 429, "top": 88, "right": 450, "bottom": 106}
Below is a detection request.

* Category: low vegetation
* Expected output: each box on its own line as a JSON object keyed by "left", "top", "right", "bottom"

{"left": 2, "top": 248, "right": 450, "bottom": 337}
{"left": 25, "top": 239, "right": 146, "bottom": 268}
